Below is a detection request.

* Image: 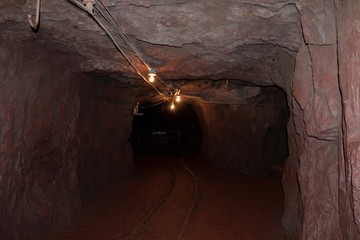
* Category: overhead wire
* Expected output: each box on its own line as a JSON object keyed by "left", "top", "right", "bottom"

{"left": 95, "top": 0, "right": 169, "bottom": 88}
{"left": 96, "top": 0, "right": 151, "bottom": 70}
{"left": 93, "top": 14, "right": 164, "bottom": 96}
{"left": 139, "top": 100, "right": 168, "bottom": 109}
{"left": 67, "top": 0, "right": 166, "bottom": 97}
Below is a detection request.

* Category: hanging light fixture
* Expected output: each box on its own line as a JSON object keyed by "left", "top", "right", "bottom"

{"left": 170, "top": 102, "right": 175, "bottom": 110}
{"left": 175, "top": 94, "right": 181, "bottom": 102}
{"left": 174, "top": 89, "right": 181, "bottom": 102}
{"left": 148, "top": 68, "right": 156, "bottom": 83}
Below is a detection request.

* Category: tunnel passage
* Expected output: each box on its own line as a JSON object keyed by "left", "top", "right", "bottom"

{"left": 0, "top": 29, "right": 292, "bottom": 240}
{"left": 131, "top": 101, "right": 203, "bottom": 154}
{"left": 3, "top": 0, "right": 360, "bottom": 239}
{"left": 130, "top": 84, "right": 289, "bottom": 177}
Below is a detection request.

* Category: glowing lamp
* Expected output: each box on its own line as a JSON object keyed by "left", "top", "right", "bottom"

{"left": 170, "top": 103, "right": 175, "bottom": 110}
{"left": 148, "top": 68, "right": 156, "bottom": 83}
{"left": 148, "top": 73, "right": 156, "bottom": 83}
{"left": 175, "top": 95, "right": 181, "bottom": 102}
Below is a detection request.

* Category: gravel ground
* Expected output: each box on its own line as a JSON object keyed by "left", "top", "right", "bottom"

{"left": 54, "top": 153, "right": 286, "bottom": 240}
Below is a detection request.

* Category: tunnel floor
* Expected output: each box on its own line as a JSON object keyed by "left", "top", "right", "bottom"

{"left": 54, "top": 153, "right": 285, "bottom": 240}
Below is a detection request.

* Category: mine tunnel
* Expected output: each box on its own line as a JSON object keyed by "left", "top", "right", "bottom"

{"left": 130, "top": 101, "right": 203, "bottom": 154}
{"left": 1, "top": 0, "right": 360, "bottom": 240}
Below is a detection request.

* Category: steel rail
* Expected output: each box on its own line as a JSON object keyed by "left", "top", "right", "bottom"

{"left": 127, "top": 159, "right": 199, "bottom": 240}
{"left": 126, "top": 163, "right": 176, "bottom": 240}
{"left": 176, "top": 160, "right": 199, "bottom": 240}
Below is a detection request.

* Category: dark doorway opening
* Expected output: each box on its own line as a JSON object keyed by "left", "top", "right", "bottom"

{"left": 130, "top": 101, "right": 203, "bottom": 155}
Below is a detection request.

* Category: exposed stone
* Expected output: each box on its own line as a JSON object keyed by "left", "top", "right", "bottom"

{"left": 296, "top": 0, "right": 337, "bottom": 45}
{"left": 3, "top": 0, "right": 360, "bottom": 239}
{"left": 0, "top": 0, "right": 301, "bottom": 84}
{"left": 283, "top": 0, "right": 359, "bottom": 239}
{"left": 338, "top": 0, "right": 360, "bottom": 238}
{"left": 284, "top": 1, "right": 343, "bottom": 238}
{"left": 0, "top": 40, "right": 137, "bottom": 239}
{"left": 194, "top": 87, "right": 289, "bottom": 176}
{"left": 0, "top": 39, "right": 83, "bottom": 239}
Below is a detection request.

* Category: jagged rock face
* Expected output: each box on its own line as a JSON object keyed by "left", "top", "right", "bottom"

{"left": 0, "top": 1, "right": 302, "bottom": 238}
{"left": 283, "top": 0, "right": 360, "bottom": 240}
{"left": 1, "top": 0, "right": 300, "bottom": 85}
{"left": 0, "top": 40, "right": 137, "bottom": 239}
{"left": 0, "top": 40, "right": 84, "bottom": 239}
{"left": 194, "top": 87, "right": 289, "bottom": 176}
{"left": 3, "top": 0, "right": 360, "bottom": 240}
{"left": 338, "top": 0, "right": 360, "bottom": 238}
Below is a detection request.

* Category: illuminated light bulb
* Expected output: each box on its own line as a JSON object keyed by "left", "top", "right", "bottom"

{"left": 148, "top": 68, "right": 157, "bottom": 83}
{"left": 148, "top": 73, "right": 156, "bottom": 83}
{"left": 175, "top": 95, "right": 181, "bottom": 102}
{"left": 170, "top": 103, "right": 175, "bottom": 110}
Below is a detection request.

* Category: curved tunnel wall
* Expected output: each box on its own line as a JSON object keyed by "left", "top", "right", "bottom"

{"left": 193, "top": 93, "right": 289, "bottom": 176}
{"left": 0, "top": 40, "right": 83, "bottom": 239}
{"left": 0, "top": 41, "right": 137, "bottom": 239}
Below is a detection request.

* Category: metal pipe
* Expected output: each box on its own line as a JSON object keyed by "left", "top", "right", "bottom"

{"left": 28, "top": 0, "right": 41, "bottom": 31}
{"left": 67, "top": 0, "right": 91, "bottom": 14}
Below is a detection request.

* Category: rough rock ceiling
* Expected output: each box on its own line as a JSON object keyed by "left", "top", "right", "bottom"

{"left": 1, "top": 0, "right": 301, "bottom": 102}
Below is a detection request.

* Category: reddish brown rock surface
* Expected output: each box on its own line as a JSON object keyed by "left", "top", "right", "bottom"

{"left": 193, "top": 90, "right": 289, "bottom": 176}
{"left": 1, "top": 0, "right": 360, "bottom": 239}
{"left": 0, "top": 40, "right": 138, "bottom": 239}
{"left": 338, "top": 0, "right": 360, "bottom": 238}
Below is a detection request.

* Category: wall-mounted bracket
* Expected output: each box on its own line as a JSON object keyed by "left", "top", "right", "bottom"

{"left": 83, "top": 0, "right": 96, "bottom": 13}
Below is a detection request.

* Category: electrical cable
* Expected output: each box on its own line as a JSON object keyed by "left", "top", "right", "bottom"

{"left": 67, "top": 0, "right": 165, "bottom": 97}
{"left": 94, "top": 6, "right": 128, "bottom": 47}
{"left": 93, "top": 14, "right": 164, "bottom": 96}
{"left": 139, "top": 100, "right": 167, "bottom": 109}
{"left": 68, "top": 0, "right": 88, "bottom": 11}
{"left": 96, "top": 0, "right": 151, "bottom": 70}
{"left": 68, "top": 0, "right": 182, "bottom": 103}
{"left": 95, "top": 0, "right": 169, "bottom": 88}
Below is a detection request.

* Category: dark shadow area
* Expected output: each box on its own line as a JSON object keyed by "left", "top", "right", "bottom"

{"left": 198, "top": 86, "right": 290, "bottom": 177}
{"left": 130, "top": 101, "right": 203, "bottom": 155}
{"left": 77, "top": 74, "right": 136, "bottom": 203}
{"left": 260, "top": 87, "right": 289, "bottom": 177}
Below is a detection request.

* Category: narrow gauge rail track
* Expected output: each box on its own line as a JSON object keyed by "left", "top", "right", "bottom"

{"left": 127, "top": 159, "right": 199, "bottom": 240}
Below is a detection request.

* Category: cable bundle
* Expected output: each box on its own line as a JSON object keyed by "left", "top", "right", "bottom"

{"left": 68, "top": 0, "right": 180, "bottom": 102}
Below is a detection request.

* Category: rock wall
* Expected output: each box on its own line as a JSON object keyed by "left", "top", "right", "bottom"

{"left": 77, "top": 75, "right": 136, "bottom": 202}
{"left": 3, "top": 1, "right": 360, "bottom": 239}
{"left": 0, "top": 39, "right": 135, "bottom": 239}
{"left": 285, "top": 39, "right": 343, "bottom": 238}
{"left": 283, "top": 0, "right": 360, "bottom": 239}
{"left": 338, "top": 0, "right": 360, "bottom": 238}
{"left": 0, "top": 39, "right": 82, "bottom": 239}
{"left": 195, "top": 100, "right": 288, "bottom": 176}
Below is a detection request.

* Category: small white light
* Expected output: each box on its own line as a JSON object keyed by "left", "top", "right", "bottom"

{"left": 170, "top": 103, "right": 175, "bottom": 110}
{"left": 148, "top": 68, "right": 156, "bottom": 83}
{"left": 148, "top": 73, "right": 156, "bottom": 83}
{"left": 175, "top": 95, "right": 181, "bottom": 102}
